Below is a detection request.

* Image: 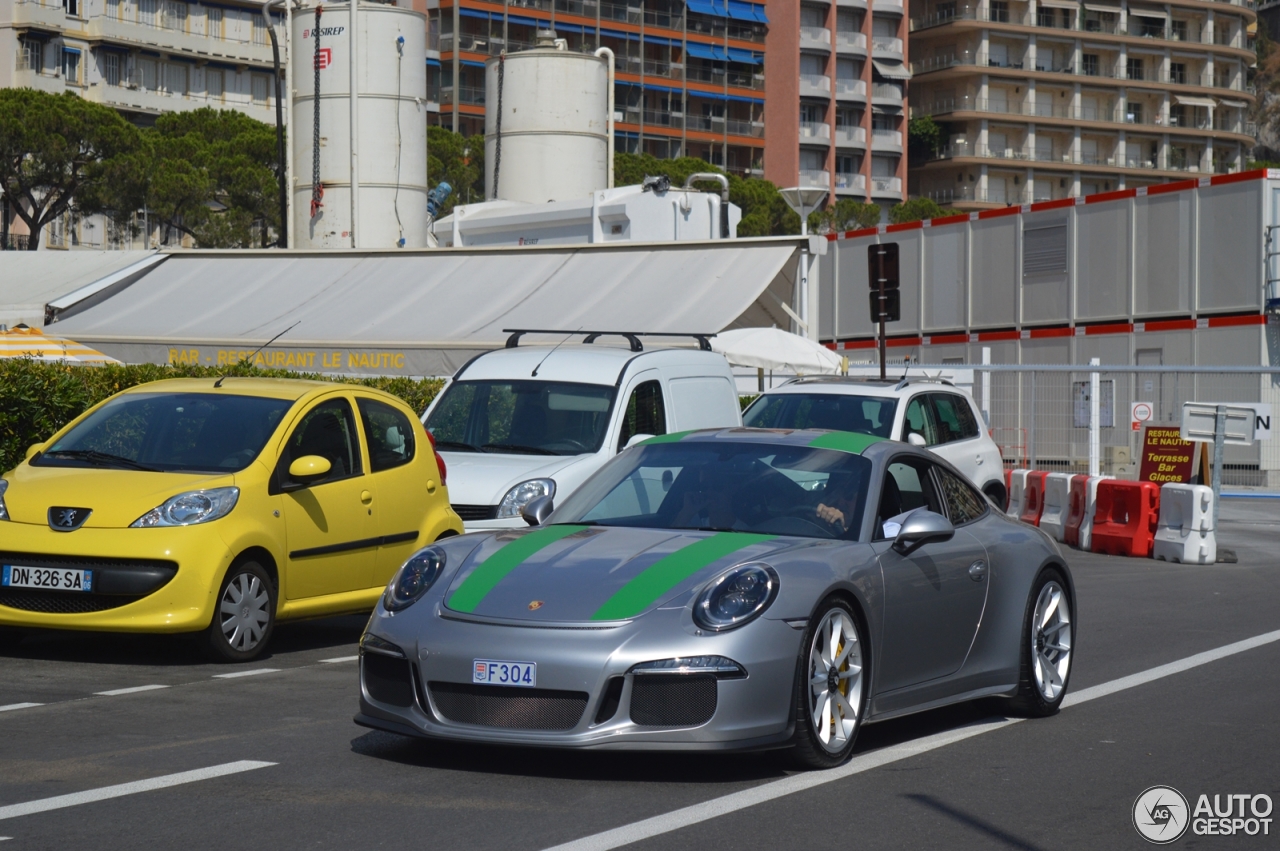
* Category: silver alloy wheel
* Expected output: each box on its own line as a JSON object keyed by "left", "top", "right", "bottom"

{"left": 807, "top": 607, "right": 864, "bottom": 753}
{"left": 1032, "top": 580, "right": 1072, "bottom": 701}
{"left": 219, "top": 572, "right": 271, "bottom": 652}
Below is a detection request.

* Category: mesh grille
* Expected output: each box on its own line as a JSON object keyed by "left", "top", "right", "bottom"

{"left": 362, "top": 653, "right": 415, "bottom": 708}
{"left": 451, "top": 504, "right": 498, "bottom": 522}
{"left": 630, "top": 674, "right": 718, "bottom": 727}
{"left": 0, "top": 589, "right": 142, "bottom": 614}
{"left": 0, "top": 552, "right": 176, "bottom": 572}
{"left": 428, "top": 681, "right": 587, "bottom": 731}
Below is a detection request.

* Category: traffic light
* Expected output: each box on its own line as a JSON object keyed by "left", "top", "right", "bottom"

{"left": 869, "top": 289, "right": 901, "bottom": 323}
{"left": 867, "top": 242, "right": 900, "bottom": 324}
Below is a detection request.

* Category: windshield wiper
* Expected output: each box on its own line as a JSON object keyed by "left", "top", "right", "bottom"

{"left": 433, "top": 440, "right": 481, "bottom": 453}
{"left": 43, "top": 449, "right": 161, "bottom": 472}
{"left": 482, "top": 443, "right": 560, "bottom": 456}
{"left": 678, "top": 525, "right": 742, "bottom": 534}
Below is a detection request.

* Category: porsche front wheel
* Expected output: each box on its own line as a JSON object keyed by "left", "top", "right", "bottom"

{"left": 789, "top": 597, "right": 867, "bottom": 769}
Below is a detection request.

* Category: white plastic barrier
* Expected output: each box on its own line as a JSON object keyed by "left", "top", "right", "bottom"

{"left": 1007, "top": 470, "right": 1029, "bottom": 519}
{"left": 1075, "top": 475, "right": 1111, "bottom": 552}
{"left": 1039, "top": 473, "right": 1073, "bottom": 542}
{"left": 1153, "top": 483, "right": 1216, "bottom": 564}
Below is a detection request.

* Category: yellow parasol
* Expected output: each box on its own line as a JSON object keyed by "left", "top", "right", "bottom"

{"left": 0, "top": 324, "right": 121, "bottom": 365}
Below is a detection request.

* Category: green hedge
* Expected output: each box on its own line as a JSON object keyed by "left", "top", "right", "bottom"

{"left": 0, "top": 359, "right": 444, "bottom": 474}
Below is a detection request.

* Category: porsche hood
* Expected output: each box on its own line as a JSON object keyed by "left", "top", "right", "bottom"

{"left": 441, "top": 526, "right": 801, "bottom": 623}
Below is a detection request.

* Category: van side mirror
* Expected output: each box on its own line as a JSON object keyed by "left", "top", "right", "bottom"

{"left": 622, "top": 433, "right": 653, "bottom": 451}
{"left": 892, "top": 510, "right": 955, "bottom": 555}
{"left": 522, "top": 495, "right": 554, "bottom": 526}
{"left": 907, "top": 433, "right": 928, "bottom": 447}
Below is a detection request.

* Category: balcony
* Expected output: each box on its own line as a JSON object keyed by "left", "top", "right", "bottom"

{"left": 871, "top": 175, "right": 902, "bottom": 194}
{"left": 872, "top": 81, "right": 903, "bottom": 101}
{"left": 440, "top": 85, "right": 486, "bottom": 105}
{"left": 644, "top": 109, "right": 683, "bottom": 129}
{"left": 800, "top": 26, "right": 832, "bottom": 51}
{"left": 835, "top": 77, "right": 867, "bottom": 99}
{"left": 86, "top": 82, "right": 273, "bottom": 123}
{"left": 800, "top": 73, "right": 832, "bottom": 97}
{"left": 872, "top": 35, "right": 903, "bottom": 55}
{"left": 835, "top": 172, "right": 868, "bottom": 193}
{"left": 872, "top": 127, "right": 903, "bottom": 148}
{"left": 9, "top": 67, "right": 64, "bottom": 94}
{"left": 88, "top": 16, "right": 273, "bottom": 66}
{"left": 600, "top": 0, "right": 643, "bottom": 23}
{"left": 835, "top": 124, "right": 867, "bottom": 145}
{"left": 643, "top": 60, "right": 683, "bottom": 80}
{"left": 727, "top": 118, "right": 764, "bottom": 137}
{"left": 801, "top": 121, "right": 832, "bottom": 142}
{"left": 800, "top": 169, "right": 832, "bottom": 187}
{"left": 836, "top": 31, "right": 867, "bottom": 52}
{"left": 643, "top": 7, "right": 685, "bottom": 30}
{"left": 11, "top": 0, "right": 65, "bottom": 32}
{"left": 556, "top": 0, "right": 601, "bottom": 17}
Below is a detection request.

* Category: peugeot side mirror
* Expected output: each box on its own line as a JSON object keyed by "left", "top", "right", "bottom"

{"left": 288, "top": 455, "right": 331, "bottom": 484}
{"left": 892, "top": 509, "right": 955, "bottom": 555}
{"left": 522, "top": 495, "right": 554, "bottom": 526}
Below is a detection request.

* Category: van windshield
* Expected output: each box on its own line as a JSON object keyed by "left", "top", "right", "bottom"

{"left": 426, "top": 380, "right": 617, "bottom": 456}
{"left": 743, "top": 393, "right": 897, "bottom": 439}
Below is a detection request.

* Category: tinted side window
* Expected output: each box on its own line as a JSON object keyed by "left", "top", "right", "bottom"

{"left": 903, "top": 396, "right": 940, "bottom": 445}
{"left": 935, "top": 465, "right": 987, "bottom": 525}
{"left": 875, "top": 457, "right": 944, "bottom": 539}
{"left": 357, "top": 397, "right": 416, "bottom": 472}
{"left": 618, "top": 380, "right": 667, "bottom": 451}
{"left": 280, "top": 398, "right": 362, "bottom": 485}
{"left": 931, "top": 393, "right": 980, "bottom": 443}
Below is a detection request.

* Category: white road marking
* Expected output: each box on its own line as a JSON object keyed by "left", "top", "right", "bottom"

{"left": 94, "top": 685, "right": 170, "bottom": 697}
{"left": 0, "top": 704, "right": 43, "bottom": 713}
{"left": 543, "top": 627, "right": 1280, "bottom": 851}
{"left": 0, "top": 761, "right": 276, "bottom": 822}
{"left": 320, "top": 655, "right": 359, "bottom": 664}
{"left": 211, "top": 668, "right": 280, "bottom": 679}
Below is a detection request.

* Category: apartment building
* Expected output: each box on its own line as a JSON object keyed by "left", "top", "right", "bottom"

{"left": 907, "top": 0, "right": 1256, "bottom": 208}
{"left": 762, "top": 0, "right": 910, "bottom": 213}
{"left": 428, "top": 0, "right": 768, "bottom": 176}
{"left": 1, "top": 0, "right": 280, "bottom": 246}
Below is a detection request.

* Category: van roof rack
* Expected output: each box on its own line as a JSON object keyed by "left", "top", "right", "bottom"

{"left": 502, "top": 329, "right": 716, "bottom": 352}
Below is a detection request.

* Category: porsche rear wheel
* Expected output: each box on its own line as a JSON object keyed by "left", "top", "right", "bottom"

{"left": 789, "top": 597, "right": 867, "bottom": 769}
{"left": 1008, "top": 568, "right": 1073, "bottom": 717}
{"left": 203, "top": 561, "right": 276, "bottom": 663}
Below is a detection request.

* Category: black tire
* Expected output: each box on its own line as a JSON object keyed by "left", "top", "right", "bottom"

{"left": 788, "top": 596, "right": 869, "bottom": 770}
{"left": 0, "top": 627, "right": 26, "bottom": 651}
{"left": 983, "top": 482, "right": 1008, "bottom": 513}
{"left": 1007, "top": 567, "right": 1073, "bottom": 717}
{"left": 203, "top": 560, "right": 276, "bottom": 663}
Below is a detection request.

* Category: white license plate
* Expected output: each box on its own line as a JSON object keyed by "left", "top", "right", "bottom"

{"left": 2, "top": 565, "right": 93, "bottom": 592}
{"left": 472, "top": 659, "right": 536, "bottom": 688}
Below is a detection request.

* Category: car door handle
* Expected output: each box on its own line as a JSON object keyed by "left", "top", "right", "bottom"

{"left": 968, "top": 560, "right": 987, "bottom": 582}
{"left": 360, "top": 490, "right": 373, "bottom": 505}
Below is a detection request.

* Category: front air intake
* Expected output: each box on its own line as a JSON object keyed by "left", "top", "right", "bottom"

{"left": 428, "top": 682, "right": 588, "bottom": 731}
{"left": 629, "top": 674, "right": 717, "bottom": 727}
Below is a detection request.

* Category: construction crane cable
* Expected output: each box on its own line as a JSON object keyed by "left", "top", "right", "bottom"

{"left": 310, "top": 5, "right": 324, "bottom": 218}
{"left": 492, "top": 52, "right": 504, "bottom": 201}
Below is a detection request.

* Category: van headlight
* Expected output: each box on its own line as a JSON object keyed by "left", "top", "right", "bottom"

{"left": 496, "top": 478, "right": 556, "bottom": 518}
{"left": 131, "top": 487, "right": 240, "bottom": 527}
{"left": 384, "top": 547, "right": 446, "bottom": 612}
{"left": 0, "top": 480, "right": 8, "bottom": 521}
{"left": 693, "top": 563, "right": 779, "bottom": 632}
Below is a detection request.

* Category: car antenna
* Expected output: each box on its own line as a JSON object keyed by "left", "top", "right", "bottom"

{"left": 214, "top": 321, "right": 301, "bottom": 388}
{"left": 531, "top": 327, "right": 581, "bottom": 377}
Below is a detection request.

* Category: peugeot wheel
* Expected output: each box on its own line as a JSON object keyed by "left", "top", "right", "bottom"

{"left": 1008, "top": 568, "right": 1073, "bottom": 717}
{"left": 204, "top": 561, "right": 276, "bottom": 663}
{"left": 789, "top": 597, "right": 868, "bottom": 769}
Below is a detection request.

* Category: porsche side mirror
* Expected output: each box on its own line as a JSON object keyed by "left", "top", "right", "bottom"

{"left": 622, "top": 433, "right": 654, "bottom": 451}
{"left": 288, "top": 455, "right": 332, "bottom": 484}
{"left": 522, "top": 495, "right": 554, "bottom": 526}
{"left": 892, "top": 510, "right": 955, "bottom": 555}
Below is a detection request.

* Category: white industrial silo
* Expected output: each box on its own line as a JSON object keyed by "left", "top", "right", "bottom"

{"left": 292, "top": 2, "right": 428, "bottom": 248}
{"left": 484, "top": 35, "right": 612, "bottom": 204}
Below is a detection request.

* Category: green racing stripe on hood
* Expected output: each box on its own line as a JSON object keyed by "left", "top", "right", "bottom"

{"left": 807, "top": 431, "right": 884, "bottom": 455}
{"left": 591, "top": 532, "right": 776, "bottom": 621}
{"left": 447, "top": 525, "right": 588, "bottom": 613}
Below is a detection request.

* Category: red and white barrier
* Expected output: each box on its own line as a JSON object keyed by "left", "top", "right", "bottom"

{"left": 1064, "top": 474, "right": 1110, "bottom": 552}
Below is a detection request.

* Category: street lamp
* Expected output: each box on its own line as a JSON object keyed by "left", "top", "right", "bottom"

{"left": 779, "top": 185, "right": 829, "bottom": 236}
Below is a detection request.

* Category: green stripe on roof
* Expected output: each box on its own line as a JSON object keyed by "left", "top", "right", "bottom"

{"left": 639, "top": 430, "right": 693, "bottom": 445}
{"left": 808, "top": 431, "right": 885, "bottom": 455}
{"left": 591, "top": 532, "right": 775, "bottom": 621}
{"left": 447, "top": 525, "right": 587, "bottom": 613}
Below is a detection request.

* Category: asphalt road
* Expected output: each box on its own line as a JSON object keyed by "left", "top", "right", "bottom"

{"left": 2, "top": 499, "right": 1278, "bottom": 850}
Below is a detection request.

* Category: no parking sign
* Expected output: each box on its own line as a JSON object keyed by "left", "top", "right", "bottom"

{"left": 1131, "top": 402, "right": 1154, "bottom": 432}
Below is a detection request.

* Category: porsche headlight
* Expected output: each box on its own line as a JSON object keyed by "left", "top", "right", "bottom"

{"left": 383, "top": 546, "right": 446, "bottom": 612}
{"left": 693, "top": 563, "right": 779, "bottom": 632}
{"left": 0, "top": 479, "right": 9, "bottom": 521}
{"left": 496, "top": 478, "right": 556, "bottom": 518}
{"left": 131, "top": 487, "right": 239, "bottom": 527}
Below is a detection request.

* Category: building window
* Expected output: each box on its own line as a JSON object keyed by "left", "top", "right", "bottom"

{"left": 103, "top": 51, "right": 121, "bottom": 86}
{"left": 251, "top": 73, "right": 269, "bottom": 104}
{"left": 138, "top": 0, "right": 157, "bottom": 27}
{"left": 137, "top": 56, "right": 157, "bottom": 89}
{"left": 253, "top": 14, "right": 269, "bottom": 45}
{"left": 62, "top": 48, "right": 81, "bottom": 84}
{"left": 162, "top": 0, "right": 187, "bottom": 32}
{"left": 989, "top": 0, "right": 1008, "bottom": 22}
{"left": 19, "top": 38, "right": 43, "bottom": 72}
{"left": 1082, "top": 53, "right": 1098, "bottom": 76}
{"left": 63, "top": 0, "right": 79, "bottom": 16}
{"left": 1127, "top": 101, "right": 1143, "bottom": 123}
{"left": 207, "top": 68, "right": 224, "bottom": 101}
{"left": 1169, "top": 62, "right": 1186, "bottom": 84}
{"left": 207, "top": 7, "right": 222, "bottom": 38}
{"left": 1126, "top": 57, "right": 1144, "bottom": 80}
{"left": 163, "top": 61, "right": 187, "bottom": 95}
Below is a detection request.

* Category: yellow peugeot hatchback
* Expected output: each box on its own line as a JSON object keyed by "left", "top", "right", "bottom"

{"left": 0, "top": 378, "right": 462, "bottom": 661}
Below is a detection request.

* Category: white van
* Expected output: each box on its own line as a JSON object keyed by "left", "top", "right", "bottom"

{"left": 422, "top": 336, "right": 742, "bottom": 529}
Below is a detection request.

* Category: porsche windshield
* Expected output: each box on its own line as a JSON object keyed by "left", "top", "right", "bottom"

{"left": 33, "top": 393, "right": 293, "bottom": 474}
{"left": 743, "top": 393, "right": 897, "bottom": 439}
{"left": 553, "top": 441, "right": 873, "bottom": 540}
{"left": 426, "top": 380, "right": 616, "bottom": 456}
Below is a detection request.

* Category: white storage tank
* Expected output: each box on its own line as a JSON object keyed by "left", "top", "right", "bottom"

{"left": 292, "top": 2, "right": 428, "bottom": 248}
{"left": 484, "top": 37, "right": 610, "bottom": 204}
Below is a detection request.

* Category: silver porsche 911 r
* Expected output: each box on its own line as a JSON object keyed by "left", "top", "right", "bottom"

{"left": 355, "top": 428, "right": 1075, "bottom": 768}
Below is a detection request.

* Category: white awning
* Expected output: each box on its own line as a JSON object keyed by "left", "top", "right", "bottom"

{"left": 1127, "top": 8, "right": 1167, "bottom": 18}
{"left": 50, "top": 241, "right": 808, "bottom": 377}
{"left": 1082, "top": 3, "right": 1119, "bottom": 12}
{"left": 0, "top": 250, "right": 160, "bottom": 329}
{"left": 1037, "top": 0, "right": 1079, "bottom": 9}
{"left": 1175, "top": 95, "right": 1217, "bottom": 108}
{"left": 871, "top": 59, "right": 912, "bottom": 80}
{"left": 1218, "top": 98, "right": 1248, "bottom": 108}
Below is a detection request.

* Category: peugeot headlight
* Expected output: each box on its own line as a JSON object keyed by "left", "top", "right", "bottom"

{"left": 496, "top": 478, "right": 556, "bottom": 519}
{"left": 693, "top": 563, "right": 779, "bottom": 632}
{"left": 383, "top": 546, "right": 446, "bottom": 612}
{"left": 0, "top": 479, "right": 8, "bottom": 521}
{"left": 130, "top": 487, "right": 240, "bottom": 528}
